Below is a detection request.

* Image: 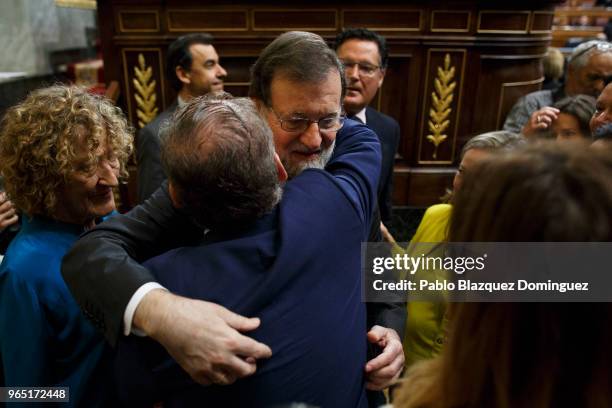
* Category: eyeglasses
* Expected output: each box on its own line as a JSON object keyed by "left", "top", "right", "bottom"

{"left": 569, "top": 41, "right": 612, "bottom": 63}
{"left": 340, "top": 59, "right": 381, "bottom": 77}
{"left": 269, "top": 107, "right": 345, "bottom": 133}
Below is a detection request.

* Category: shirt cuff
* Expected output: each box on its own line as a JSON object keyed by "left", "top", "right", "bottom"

{"left": 123, "top": 282, "right": 167, "bottom": 337}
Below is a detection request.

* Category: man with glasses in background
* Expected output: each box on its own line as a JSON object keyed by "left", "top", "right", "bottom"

{"left": 504, "top": 40, "right": 612, "bottom": 136}
{"left": 63, "top": 31, "right": 405, "bottom": 402}
{"left": 335, "top": 28, "right": 401, "bottom": 231}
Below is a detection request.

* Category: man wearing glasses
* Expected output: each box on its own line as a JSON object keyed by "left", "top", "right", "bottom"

{"left": 63, "top": 31, "right": 405, "bottom": 402}
{"left": 335, "top": 28, "right": 401, "bottom": 229}
{"left": 504, "top": 40, "right": 612, "bottom": 135}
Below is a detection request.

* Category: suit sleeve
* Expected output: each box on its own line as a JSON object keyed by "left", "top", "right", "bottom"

{"left": 366, "top": 205, "right": 407, "bottom": 337}
{"left": 137, "top": 125, "right": 167, "bottom": 204}
{"left": 62, "top": 185, "right": 202, "bottom": 345}
{"left": 327, "top": 123, "right": 406, "bottom": 336}
{"left": 326, "top": 122, "right": 381, "bottom": 239}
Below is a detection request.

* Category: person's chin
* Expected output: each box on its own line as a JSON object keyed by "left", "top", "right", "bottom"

{"left": 285, "top": 154, "right": 324, "bottom": 178}
{"left": 90, "top": 196, "right": 116, "bottom": 217}
{"left": 343, "top": 98, "right": 364, "bottom": 114}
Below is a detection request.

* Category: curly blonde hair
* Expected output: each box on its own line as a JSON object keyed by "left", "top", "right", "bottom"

{"left": 0, "top": 85, "right": 133, "bottom": 217}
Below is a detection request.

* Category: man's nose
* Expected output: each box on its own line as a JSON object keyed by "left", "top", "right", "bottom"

{"left": 345, "top": 64, "right": 360, "bottom": 80}
{"left": 299, "top": 122, "right": 323, "bottom": 150}
{"left": 217, "top": 65, "right": 228, "bottom": 79}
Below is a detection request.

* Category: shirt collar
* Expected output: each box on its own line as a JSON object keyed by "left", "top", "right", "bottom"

{"left": 354, "top": 108, "right": 367, "bottom": 125}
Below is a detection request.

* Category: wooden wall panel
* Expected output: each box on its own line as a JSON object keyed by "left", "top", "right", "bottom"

{"left": 221, "top": 56, "right": 255, "bottom": 98}
{"left": 117, "top": 10, "right": 160, "bottom": 33}
{"left": 377, "top": 55, "right": 419, "bottom": 162}
{"left": 252, "top": 9, "right": 337, "bottom": 31}
{"left": 167, "top": 9, "right": 248, "bottom": 31}
{"left": 477, "top": 11, "right": 531, "bottom": 33}
{"left": 342, "top": 9, "right": 422, "bottom": 31}
{"left": 530, "top": 11, "right": 554, "bottom": 33}
{"left": 430, "top": 11, "right": 471, "bottom": 33}
{"left": 473, "top": 56, "right": 543, "bottom": 132}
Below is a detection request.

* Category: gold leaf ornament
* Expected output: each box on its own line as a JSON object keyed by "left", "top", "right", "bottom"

{"left": 133, "top": 54, "right": 158, "bottom": 128}
{"left": 426, "top": 54, "right": 456, "bottom": 159}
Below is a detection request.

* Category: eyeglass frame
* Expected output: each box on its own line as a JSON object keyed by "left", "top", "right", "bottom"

{"left": 339, "top": 59, "right": 383, "bottom": 77}
{"left": 268, "top": 106, "right": 346, "bottom": 133}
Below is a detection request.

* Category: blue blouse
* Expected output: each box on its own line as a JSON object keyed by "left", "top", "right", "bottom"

{"left": 0, "top": 217, "right": 111, "bottom": 407}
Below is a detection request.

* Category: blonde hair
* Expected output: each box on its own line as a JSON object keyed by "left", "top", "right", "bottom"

{"left": 0, "top": 85, "right": 133, "bottom": 217}
{"left": 543, "top": 47, "right": 565, "bottom": 80}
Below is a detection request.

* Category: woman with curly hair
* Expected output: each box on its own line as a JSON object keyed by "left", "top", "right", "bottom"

{"left": 0, "top": 85, "right": 132, "bottom": 406}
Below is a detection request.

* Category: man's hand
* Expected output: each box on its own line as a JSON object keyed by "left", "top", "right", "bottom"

{"left": 521, "top": 107, "right": 560, "bottom": 138}
{"left": 0, "top": 192, "right": 18, "bottom": 230}
{"left": 134, "top": 289, "right": 272, "bottom": 385}
{"left": 365, "top": 325, "right": 405, "bottom": 390}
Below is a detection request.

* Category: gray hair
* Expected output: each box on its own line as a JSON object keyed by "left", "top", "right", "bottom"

{"left": 461, "top": 130, "right": 525, "bottom": 159}
{"left": 160, "top": 95, "right": 281, "bottom": 230}
{"left": 553, "top": 94, "right": 596, "bottom": 139}
{"left": 568, "top": 40, "right": 612, "bottom": 70}
{"left": 249, "top": 31, "right": 346, "bottom": 106}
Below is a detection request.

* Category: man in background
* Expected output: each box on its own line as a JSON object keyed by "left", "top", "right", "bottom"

{"left": 504, "top": 40, "right": 612, "bottom": 136}
{"left": 335, "top": 28, "right": 400, "bottom": 226}
{"left": 137, "top": 33, "right": 227, "bottom": 202}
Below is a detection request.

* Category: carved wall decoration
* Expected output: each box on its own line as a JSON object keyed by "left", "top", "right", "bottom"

{"left": 133, "top": 53, "right": 158, "bottom": 128}
{"left": 427, "top": 54, "right": 456, "bottom": 160}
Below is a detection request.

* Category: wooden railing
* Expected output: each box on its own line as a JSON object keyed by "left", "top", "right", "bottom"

{"left": 552, "top": 6, "right": 610, "bottom": 47}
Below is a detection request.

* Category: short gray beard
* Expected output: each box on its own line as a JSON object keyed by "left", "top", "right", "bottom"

{"left": 283, "top": 139, "right": 336, "bottom": 179}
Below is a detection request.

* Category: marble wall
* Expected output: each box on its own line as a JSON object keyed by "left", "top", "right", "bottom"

{"left": 0, "top": 0, "right": 96, "bottom": 75}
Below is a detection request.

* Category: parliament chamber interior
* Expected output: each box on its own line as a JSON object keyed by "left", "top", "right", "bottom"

{"left": 0, "top": 0, "right": 611, "bottom": 407}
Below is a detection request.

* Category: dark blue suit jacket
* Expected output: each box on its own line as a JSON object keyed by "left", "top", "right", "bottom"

{"left": 365, "top": 107, "right": 400, "bottom": 224}
{"left": 136, "top": 102, "right": 178, "bottom": 203}
{"left": 115, "top": 120, "right": 381, "bottom": 408}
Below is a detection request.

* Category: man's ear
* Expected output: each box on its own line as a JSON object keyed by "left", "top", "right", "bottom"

{"left": 274, "top": 153, "right": 288, "bottom": 182}
{"left": 377, "top": 68, "right": 386, "bottom": 89}
{"left": 175, "top": 65, "right": 191, "bottom": 86}
{"left": 168, "top": 182, "right": 184, "bottom": 208}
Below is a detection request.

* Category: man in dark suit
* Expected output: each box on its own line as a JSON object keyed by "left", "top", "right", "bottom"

{"left": 137, "top": 33, "right": 227, "bottom": 203}
{"left": 335, "top": 28, "right": 401, "bottom": 225}
{"left": 115, "top": 95, "right": 377, "bottom": 407}
{"left": 63, "top": 32, "right": 405, "bottom": 395}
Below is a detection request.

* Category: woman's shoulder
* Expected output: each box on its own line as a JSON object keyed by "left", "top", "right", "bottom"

{"left": 411, "top": 204, "right": 453, "bottom": 243}
{"left": 423, "top": 204, "right": 452, "bottom": 220}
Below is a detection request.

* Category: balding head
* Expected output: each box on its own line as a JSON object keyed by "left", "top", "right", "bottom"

{"left": 161, "top": 95, "right": 283, "bottom": 230}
